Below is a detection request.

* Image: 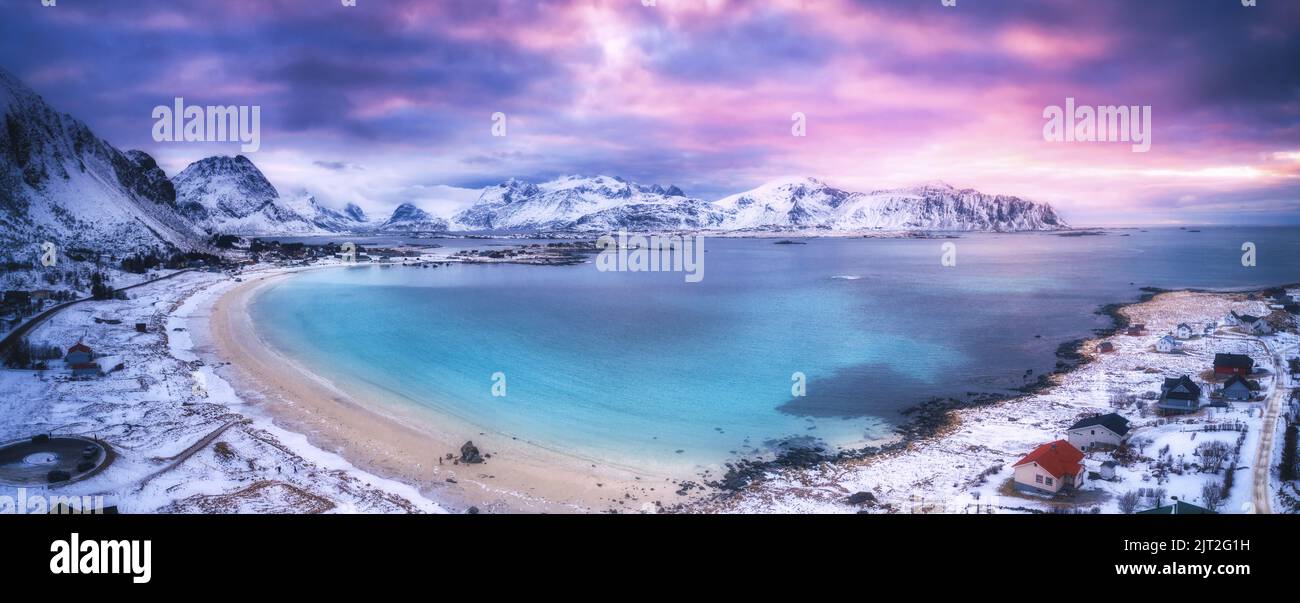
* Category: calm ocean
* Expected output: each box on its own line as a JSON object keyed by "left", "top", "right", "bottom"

{"left": 250, "top": 227, "right": 1300, "bottom": 471}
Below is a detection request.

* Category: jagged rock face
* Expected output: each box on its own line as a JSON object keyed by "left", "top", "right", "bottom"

{"left": 118, "top": 150, "right": 176, "bottom": 207}
{"left": 379, "top": 202, "right": 449, "bottom": 232}
{"left": 452, "top": 175, "right": 706, "bottom": 231}
{"left": 344, "top": 203, "right": 367, "bottom": 222}
{"left": 172, "top": 155, "right": 366, "bottom": 235}
{"left": 716, "top": 178, "right": 1066, "bottom": 232}
{"left": 834, "top": 183, "right": 1066, "bottom": 231}
{"left": 0, "top": 67, "right": 206, "bottom": 254}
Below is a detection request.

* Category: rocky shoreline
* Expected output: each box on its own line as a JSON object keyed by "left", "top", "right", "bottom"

{"left": 674, "top": 283, "right": 1292, "bottom": 511}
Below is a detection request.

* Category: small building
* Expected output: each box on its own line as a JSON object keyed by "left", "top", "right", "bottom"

{"left": 1230, "top": 311, "right": 1273, "bottom": 335}
{"left": 1136, "top": 500, "right": 1217, "bottom": 515}
{"left": 1202, "top": 323, "right": 1216, "bottom": 337}
{"left": 1012, "top": 440, "right": 1086, "bottom": 495}
{"left": 1099, "top": 461, "right": 1118, "bottom": 481}
{"left": 1126, "top": 324, "right": 1145, "bottom": 336}
{"left": 1213, "top": 353, "right": 1254, "bottom": 376}
{"left": 134, "top": 323, "right": 147, "bottom": 333}
{"left": 1221, "top": 375, "right": 1253, "bottom": 402}
{"left": 64, "top": 342, "right": 93, "bottom": 365}
{"left": 70, "top": 362, "right": 102, "bottom": 379}
{"left": 1247, "top": 318, "right": 1273, "bottom": 335}
{"left": 1067, "top": 413, "right": 1131, "bottom": 450}
{"left": 1156, "top": 335, "right": 1180, "bottom": 353}
{"left": 1158, "top": 375, "right": 1202, "bottom": 414}
{"left": 1097, "top": 341, "right": 1115, "bottom": 354}
{"left": 1175, "top": 323, "right": 1193, "bottom": 339}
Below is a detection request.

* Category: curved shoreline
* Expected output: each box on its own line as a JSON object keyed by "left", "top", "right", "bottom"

{"left": 205, "top": 267, "right": 692, "bottom": 513}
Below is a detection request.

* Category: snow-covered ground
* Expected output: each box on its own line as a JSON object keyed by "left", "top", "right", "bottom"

{"left": 0, "top": 266, "right": 446, "bottom": 513}
{"left": 698, "top": 290, "right": 1299, "bottom": 514}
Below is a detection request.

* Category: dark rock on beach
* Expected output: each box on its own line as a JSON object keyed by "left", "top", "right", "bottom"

{"left": 846, "top": 491, "right": 877, "bottom": 506}
{"left": 460, "top": 441, "right": 484, "bottom": 464}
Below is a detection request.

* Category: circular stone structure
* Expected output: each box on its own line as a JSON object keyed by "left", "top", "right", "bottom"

{"left": 0, "top": 435, "right": 112, "bottom": 486}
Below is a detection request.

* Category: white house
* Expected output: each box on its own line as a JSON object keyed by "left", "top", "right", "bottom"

{"left": 1175, "top": 323, "right": 1193, "bottom": 339}
{"left": 1067, "top": 413, "right": 1131, "bottom": 450}
{"left": 1156, "top": 335, "right": 1181, "bottom": 353}
{"left": 1247, "top": 318, "right": 1273, "bottom": 335}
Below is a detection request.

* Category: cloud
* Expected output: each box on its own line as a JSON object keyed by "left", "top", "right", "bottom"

{"left": 0, "top": 0, "right": 1296, "bottom": 224}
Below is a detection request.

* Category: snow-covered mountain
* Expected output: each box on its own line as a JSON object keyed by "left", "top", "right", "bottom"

{"left": 715, "top": 177, "right": 1065, "bottom": 232}
{"left": 377, "top": 202, "right": 449, "bottom": 232}
{"left": 0, "top": 67, "right": 208, "bottom": 256}
{"left": 173, "top": 155, "right": 368, "bottom": 235}
{"left": 452, "top": 174, "right": 1065, "bottom": 233}
{"left": 452, "top": 175, "right": 719, "bottom": 231}
{"left": 0, "top": 66, "right": 1066, "bottom": 250}
{"left": 713, "top": 177, "right": 856, "bottom": 230}
{"left": 831, "top": 182, "right": 1065, "bottom": 231}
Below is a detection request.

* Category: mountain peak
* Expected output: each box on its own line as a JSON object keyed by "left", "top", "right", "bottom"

{"left": 380, "top": 202, "right": 448, "bottom": 232}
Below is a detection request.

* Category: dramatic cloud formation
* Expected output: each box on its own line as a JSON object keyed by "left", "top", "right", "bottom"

{"left": 1, "top": 0, "right": 1296, "bottom": 224}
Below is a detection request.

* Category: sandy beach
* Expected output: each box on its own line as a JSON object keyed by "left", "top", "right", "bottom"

{"left": 194, "top": 262, "right": 1297, "bottom": 515}
{"left": 205, "top": 267, "right": 693, "bottom": 513}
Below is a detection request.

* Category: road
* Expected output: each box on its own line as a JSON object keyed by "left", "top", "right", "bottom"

{"left": 1251, "top": 337, "right": 1292, "bottom": 515}
{"left": 0, "top": 268, "right": 195, "bottom": 356}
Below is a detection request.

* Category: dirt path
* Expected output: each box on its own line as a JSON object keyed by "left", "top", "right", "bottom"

{"left": 136, "top": 419, "right": 244, "bottom": 489}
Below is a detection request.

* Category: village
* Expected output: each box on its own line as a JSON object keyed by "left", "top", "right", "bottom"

{"left": 999, "top": 293, "right": 1298, "bottom": 514}
{"left": 705, "top": 286, "right": 1300, "bottom": 515}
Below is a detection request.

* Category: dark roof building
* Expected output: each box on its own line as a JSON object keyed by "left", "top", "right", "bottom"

{"left": 1068, "top": 413, "right": 1131, "bottom": 437}
{"left": 1221, "top": 375, "right": 1253, "bottom": 402}
{"left": 1137, "top": 500, "right": 1217, "bottom": 515}
{"left": 1158, "top": 376, "right": 1202, "bottom": 413}
{"left": 1213, "top": 353, "right": 1254, "bottom": 375}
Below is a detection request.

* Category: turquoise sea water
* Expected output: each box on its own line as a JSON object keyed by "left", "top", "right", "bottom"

{"left": 251, "top": 227, "right": 1300, "bottom": 471}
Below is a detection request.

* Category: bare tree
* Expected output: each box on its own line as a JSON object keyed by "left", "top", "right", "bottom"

{"left": 1201, "top": 480, "right": 1225, "bottom": 512}
{"left": 1118, "top": 490, "right": 1141, "bottom": 514}
{"left": 1153, "top": 487, "right": 1167, "bottom": 507}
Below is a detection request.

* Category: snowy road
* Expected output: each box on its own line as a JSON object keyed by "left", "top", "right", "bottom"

{"left": 1251, "top": 338, "right": 1292, "bottom": 514}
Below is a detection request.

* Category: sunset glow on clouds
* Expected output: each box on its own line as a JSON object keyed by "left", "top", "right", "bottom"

{"left": 1, "top": 0, "right": 1296, "bottom": 225}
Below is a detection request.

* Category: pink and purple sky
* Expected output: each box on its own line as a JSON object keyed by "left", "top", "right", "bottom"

{"left": 2, "top": 0, "right": 1297, "bottom": 225}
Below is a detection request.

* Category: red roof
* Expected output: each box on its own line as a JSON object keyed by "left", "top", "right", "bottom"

{"left": 1012, "top": 440, "right": 1084, "bottom": 479}
{"left": 68, "top": 342, "right": 92, "bottom": 354}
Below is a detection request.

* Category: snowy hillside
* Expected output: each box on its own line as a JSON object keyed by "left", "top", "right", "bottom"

{"left": 0, "top": 67, "right": 208, "bottom": 256}
{"left": 716, "top": 178, "right": 1066, "bottom": 232}
{"left": 833, "top": 182, "right": 1066, "bottom": 231}
{"left": 453, "top": 174, "right": 1066, "bottom": 233}
{"left": 712, "top": 177, "right": 857, "bottom": 230}
{"left": 173, "top": 156, "right": 367, "bottom": 236}
{"left": 378, "top": 202, "right": 449, "bottom": 232}
{"left": 452, "top": 175, "right": 713, "bottom": 231}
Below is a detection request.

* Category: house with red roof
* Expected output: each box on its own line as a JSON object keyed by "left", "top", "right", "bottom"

{"left": 1012, "top": 440, "right": 1086, "bottom": 494}
{"left": 64, "top": 342, "right": 93, "bottom": 365}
